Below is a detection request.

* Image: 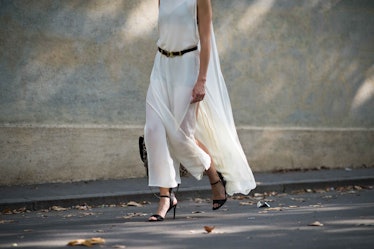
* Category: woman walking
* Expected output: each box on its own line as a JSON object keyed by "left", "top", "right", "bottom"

{"left": 145, "top": 0, "right": 256, "bottom": 221}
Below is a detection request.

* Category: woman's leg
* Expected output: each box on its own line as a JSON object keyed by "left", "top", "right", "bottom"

{"left": 145, "top": 104, "right": 179, "bottom": 188}
{"left": 195, "top": 140, "right": 226, "bottom": 209}
{"left": 145, "top": 104, "right": 179, "bottom": 220}
{"left": 148, "top": 187, "right": 177, "bottom": 221}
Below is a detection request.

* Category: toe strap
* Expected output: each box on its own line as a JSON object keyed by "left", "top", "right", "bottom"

{"left": 212, "top": 198, "right": 227, "bottom": 210}
{"left": 149, "top": 214, "right": 164, "bottom": 221}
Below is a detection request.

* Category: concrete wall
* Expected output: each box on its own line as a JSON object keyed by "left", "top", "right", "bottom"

{"left": 0, "top": 0, "right": 373, "bottom": 185}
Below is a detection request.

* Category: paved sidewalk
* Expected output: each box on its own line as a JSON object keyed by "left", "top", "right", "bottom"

{"left": 1, "top": 167, "right": 374, "bottom": 211}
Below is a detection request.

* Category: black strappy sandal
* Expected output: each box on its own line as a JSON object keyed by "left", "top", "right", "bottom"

{"left": 211, "top": 172, "right": 227, "bottom": 210}
{"left": 149, "top": 190, "right": 177, "bottom": 222}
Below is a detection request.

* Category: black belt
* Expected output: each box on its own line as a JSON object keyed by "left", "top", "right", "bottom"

{"left": 158, "top": 46, "right": 198, "bottom": 58}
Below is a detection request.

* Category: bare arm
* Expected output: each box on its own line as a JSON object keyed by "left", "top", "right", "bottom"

{"left": 191, "top": 0, "right": 212, "bottom": 104}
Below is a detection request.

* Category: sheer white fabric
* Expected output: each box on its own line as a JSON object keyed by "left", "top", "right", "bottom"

{"left": 195, "top": 27, "right": 256, "bottom": 195}
{"left": 146, "top": 0, "right": 210, "bottom": 188}
{"left": 145, "top": 0, "right": 256, "bottom": 195}
{"left": 145, "top": 50, "right": 211, "bottom": 188}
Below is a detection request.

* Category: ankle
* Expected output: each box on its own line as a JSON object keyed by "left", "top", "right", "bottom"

{"left": 210, "top": 179, "right": 221, "bottom": 186}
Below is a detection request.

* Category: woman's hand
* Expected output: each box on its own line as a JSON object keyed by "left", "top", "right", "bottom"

{"left": 191, "top": 78, "right": 206, "bottom": 103}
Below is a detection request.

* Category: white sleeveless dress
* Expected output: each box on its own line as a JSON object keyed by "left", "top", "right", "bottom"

{"left": 145, "top": 0, "right": 256, "bottom": 195}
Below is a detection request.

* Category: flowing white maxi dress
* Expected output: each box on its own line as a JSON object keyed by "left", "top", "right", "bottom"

{"left": 145, "top": 0, "right": 256, "bottom": 195}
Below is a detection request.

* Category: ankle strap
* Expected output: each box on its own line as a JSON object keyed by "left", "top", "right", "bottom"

{"left": 160, "top": 195, "right": 170, "bottom": 198}
{"left": 210, "top": 179, "right": 221, "bottom": 186}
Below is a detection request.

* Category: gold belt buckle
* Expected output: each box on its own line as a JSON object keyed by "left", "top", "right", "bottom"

{"left": 168, "top": 51, "right": 174, "bottom": 58}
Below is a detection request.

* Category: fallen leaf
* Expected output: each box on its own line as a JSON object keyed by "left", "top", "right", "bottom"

{"left": 204, "top": 226, "right": 215, "bottom": 233}
{"left": 262, "top": 192, "right": 276, "bottom": 197}
{"left": 336, "top": 186, "right": 357, "bottom": 192}
{"left": 11, "top": 207, "right": 26, "bottom": 214}
{"left": 232, "top": 195, "right": 247, "bottom": 200}
{"left": 51, "top": 206, "right": 68, "bottom": 211}
{"left": 308, "top": 221, "right": 324, "bottom": 227}
{"left": 354, "top": 185, "right": 362, "bottom": 190}
{"left": 67, "top": 239, "right": 89, "bottom": 246}
{"left": 67, "top": 237, "right": 105, "bottom": 247}
{"left": 126, "top": 201, "right": 143, "bottom": 207}
{"left": 240, "top": 201, "right": 255, "bottom": 206}
{"left": 74, "top": 204, "right": 91, "bottom": 210}
{"left": 2, "top": 208, "right": 12, "bottom": 214}
{"left": 3, "top": 207, "right": 27, "bottom": 215}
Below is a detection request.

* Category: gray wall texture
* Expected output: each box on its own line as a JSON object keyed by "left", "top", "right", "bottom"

{"left": 0, "top": 0, "right": 373, "bottom": 185}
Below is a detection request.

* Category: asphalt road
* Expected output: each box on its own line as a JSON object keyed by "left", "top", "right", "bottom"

{"left": 1, "top": 186, "right": 373, "bottom": 249}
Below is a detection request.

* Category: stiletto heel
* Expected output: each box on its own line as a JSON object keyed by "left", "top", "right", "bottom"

{"left": 149, "top": 190, "right": 177, "bottom": 222}
{"left": 169, "top": 187, "right": 177, "bottom": 219}
{"left": 211, "top": 172, "right": 227, "bottom": 210}
{"left": 172, "top": 203, "right": 176, "bottom": 219}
